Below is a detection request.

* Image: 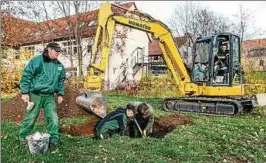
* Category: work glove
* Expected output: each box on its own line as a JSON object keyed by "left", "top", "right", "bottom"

{"left": 58, "top": 96, "right": 63, "bottom": 104}
{"left": 21, "top": 94, "right": 29, "bottom": 103}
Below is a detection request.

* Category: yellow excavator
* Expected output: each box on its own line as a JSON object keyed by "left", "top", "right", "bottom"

{"left": 84, "top": 2, "right": 266, "bottom": 116}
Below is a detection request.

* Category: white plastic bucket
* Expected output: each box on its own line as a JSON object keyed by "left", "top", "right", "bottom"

{"left": 26, "top": 133, "right": 50, "bottom": 154}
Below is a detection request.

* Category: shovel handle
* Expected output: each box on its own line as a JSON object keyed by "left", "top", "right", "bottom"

{"left": 133, "top": 118, "right": 143, "bottom": 136}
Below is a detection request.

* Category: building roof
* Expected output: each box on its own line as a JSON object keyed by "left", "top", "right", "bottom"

{"left": 148, "top": 36, "right": 191, "bottom": 56}
{"left": 2, "top": 14, "right": 35, "bottom": 46}
{"left": 241, "top": 38, "right": 266, "bottom": 57}
{"left": 2, "top": 2, "right": 136, "bottom": 46}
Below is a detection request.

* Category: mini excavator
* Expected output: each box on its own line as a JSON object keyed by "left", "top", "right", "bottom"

{"left": 83, "top": 2, "right": 266, "bottom": 116}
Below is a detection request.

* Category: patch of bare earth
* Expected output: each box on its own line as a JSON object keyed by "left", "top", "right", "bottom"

{"left": 2, "top": 84, "right": 89, "bottom": 123}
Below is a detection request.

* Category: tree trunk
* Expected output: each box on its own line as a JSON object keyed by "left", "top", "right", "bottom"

{"left": 77, "top": 37, "right": 83, "bottom": 78}
{"left": 74, "top": 1, "right": 83, "bottom": 78}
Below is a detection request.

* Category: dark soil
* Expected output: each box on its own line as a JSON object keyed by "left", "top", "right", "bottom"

{"left": 60, "top": 115, "right": 100, "bottom": 137}
{"left": 2, "top": 84, "right": 90, "bottom": 123}
{"left": 61, "top": 114, "right": 194, "bottom": 138}
{"left": 152, "top": 114, "right": 194, "bottom": 138}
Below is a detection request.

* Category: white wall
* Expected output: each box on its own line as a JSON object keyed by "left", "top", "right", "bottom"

{"left": 21, "top": 38, "right": 93, "bottom": 76}
{"left": 106, "top": 24, "right": 149, "bottom": 90}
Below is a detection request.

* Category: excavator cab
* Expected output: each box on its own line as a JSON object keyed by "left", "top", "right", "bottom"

{"left": 192, "top": 33, "right": 242, "bottom": 87}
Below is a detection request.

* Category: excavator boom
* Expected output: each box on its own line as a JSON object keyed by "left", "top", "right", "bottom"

{"left": 85, "top": 2, "right": 263, "bottom": 116}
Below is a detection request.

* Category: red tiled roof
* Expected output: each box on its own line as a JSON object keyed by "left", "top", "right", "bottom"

{"left": 2, "top": 13, "right": 35, "bottom": 46}
{"left": 2, "top": 2, "right": 136, "bottom": 46}
{"left": 241, "top": 38, "right": 266, "bottom": 57}
{"left": 148, "top": 36, "right": 190, "bottom": 56}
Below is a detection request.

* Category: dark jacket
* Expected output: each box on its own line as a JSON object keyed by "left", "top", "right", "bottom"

{"left": 95, "top": 108, "right": 128, "bottom": 136}
{"left": 135, "top": 110, "right": 154, "bottom": 132}
{"left": 20, "top": 52, "right": 66, "bottom": 96}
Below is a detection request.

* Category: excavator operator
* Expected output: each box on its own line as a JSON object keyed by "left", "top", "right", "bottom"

{"left": 214, "top": 42, "right": 229, "bottom": 81}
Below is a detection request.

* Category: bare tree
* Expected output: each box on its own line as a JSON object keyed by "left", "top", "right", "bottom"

{"left": 168, "top": 2, "right": 231, "bottom": 40}
{"left": 167, "top": 2, "right": 232, "bottom": 67}
{"left": 195, "top": 9, "right": 231, "bottom": 37}
{"left": 215, "top": 15, "right": 231, "bottom": 33}
{"left": 232, "top": 4, "right": 265, "bottom": 42}
{"left": 0, "top": 1, "right": 15, "bottom": 14}
{"left": 232, "top": 4, "right": 252, "bottom": 42}
{"left": 168, "top": 1, "right": 200, "bottom": 37}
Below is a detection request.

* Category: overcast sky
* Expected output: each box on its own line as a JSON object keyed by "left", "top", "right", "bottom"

{"left": 135, "top": 1, "right": 266, "bottom": 39}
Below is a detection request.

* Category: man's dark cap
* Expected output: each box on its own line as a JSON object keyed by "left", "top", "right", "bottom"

{"left": 46, "top": 42, "right": 63, "bottom": 52}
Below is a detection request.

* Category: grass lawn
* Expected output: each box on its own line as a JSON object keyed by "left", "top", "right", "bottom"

{"left": 2, "top": 94, "right": 266, "bottom": 163}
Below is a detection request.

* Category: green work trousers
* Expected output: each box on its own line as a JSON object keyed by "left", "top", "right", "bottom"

{"left": 19, "top": 93, "right": 59, "bottom": 143}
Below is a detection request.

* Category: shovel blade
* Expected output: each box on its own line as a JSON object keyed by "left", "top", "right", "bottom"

{"left": 76, "top": 91, "right": 107, "bottom": 118}
{"left": 252, "top": 93, "right": 266, "bottom": 107}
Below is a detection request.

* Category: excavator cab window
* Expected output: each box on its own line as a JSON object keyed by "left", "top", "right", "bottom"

{"left": 192, "top": 34, "right": 241, "bottom": 87}
{"left": 231, "top": 35, "right": 242, "bottom": 85}
{"left": 192, "top": 39, "right": 212, "bottom": 83}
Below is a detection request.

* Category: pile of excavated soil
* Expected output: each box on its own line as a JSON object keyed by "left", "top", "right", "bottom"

{"left": 61, "top": 114, "right": 194, "bottom": 138}
{"left": 2, "top": 84, "right": 90, "bottom": 123}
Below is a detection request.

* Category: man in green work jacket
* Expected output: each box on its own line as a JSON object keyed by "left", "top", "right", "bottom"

{"left": 19, "top": 42, "right": 66, "bottom": 147}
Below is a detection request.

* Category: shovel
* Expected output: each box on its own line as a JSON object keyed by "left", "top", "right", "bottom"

{"left": 251, "top": 93, "right": 266, "bottom": 107}
{"left": 133, "top": 118, "right": 144, "bottom": 137}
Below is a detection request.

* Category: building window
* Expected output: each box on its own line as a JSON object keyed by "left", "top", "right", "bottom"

{"left": 61, "top": 40, "right": 78, "bottom": 57}
{"left": 259, "top": 60, "right": 264, "bottom": 66}
{"left": 63, "top": 41, "right": 77, "bottom": 46}
{"left": 15, "top": 54, "right": 20, "bottom": 59}
{"left": 74, "top": 47, "right": 78, "bottom": 54}
{"left": 250, "top": 48, "right": 266, "bottom": 57}
{"left": 24, "top": 46, "right": 35, "bottom": 56}
{"left": 150, "top": 65, "right": 168, "bottom": 76}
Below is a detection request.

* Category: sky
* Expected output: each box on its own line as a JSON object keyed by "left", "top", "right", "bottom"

{"left": 135, "top": 1, "right": 266, "bottom": 39}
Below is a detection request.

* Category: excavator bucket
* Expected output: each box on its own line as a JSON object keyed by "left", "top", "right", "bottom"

{"left": 251, "top": 93, "right": 266, "bottom": 107}
{"left": 76, "top": 91, "right": 107, "bottom": 118}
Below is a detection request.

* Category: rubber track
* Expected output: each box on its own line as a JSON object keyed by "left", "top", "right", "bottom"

{"left": 163, "top": 96, "right": 245, "bottom": 117}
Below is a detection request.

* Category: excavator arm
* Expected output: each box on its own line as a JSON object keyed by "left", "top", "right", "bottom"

{"left": 87, "top": 2, "right": 197, "bottom": 95}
